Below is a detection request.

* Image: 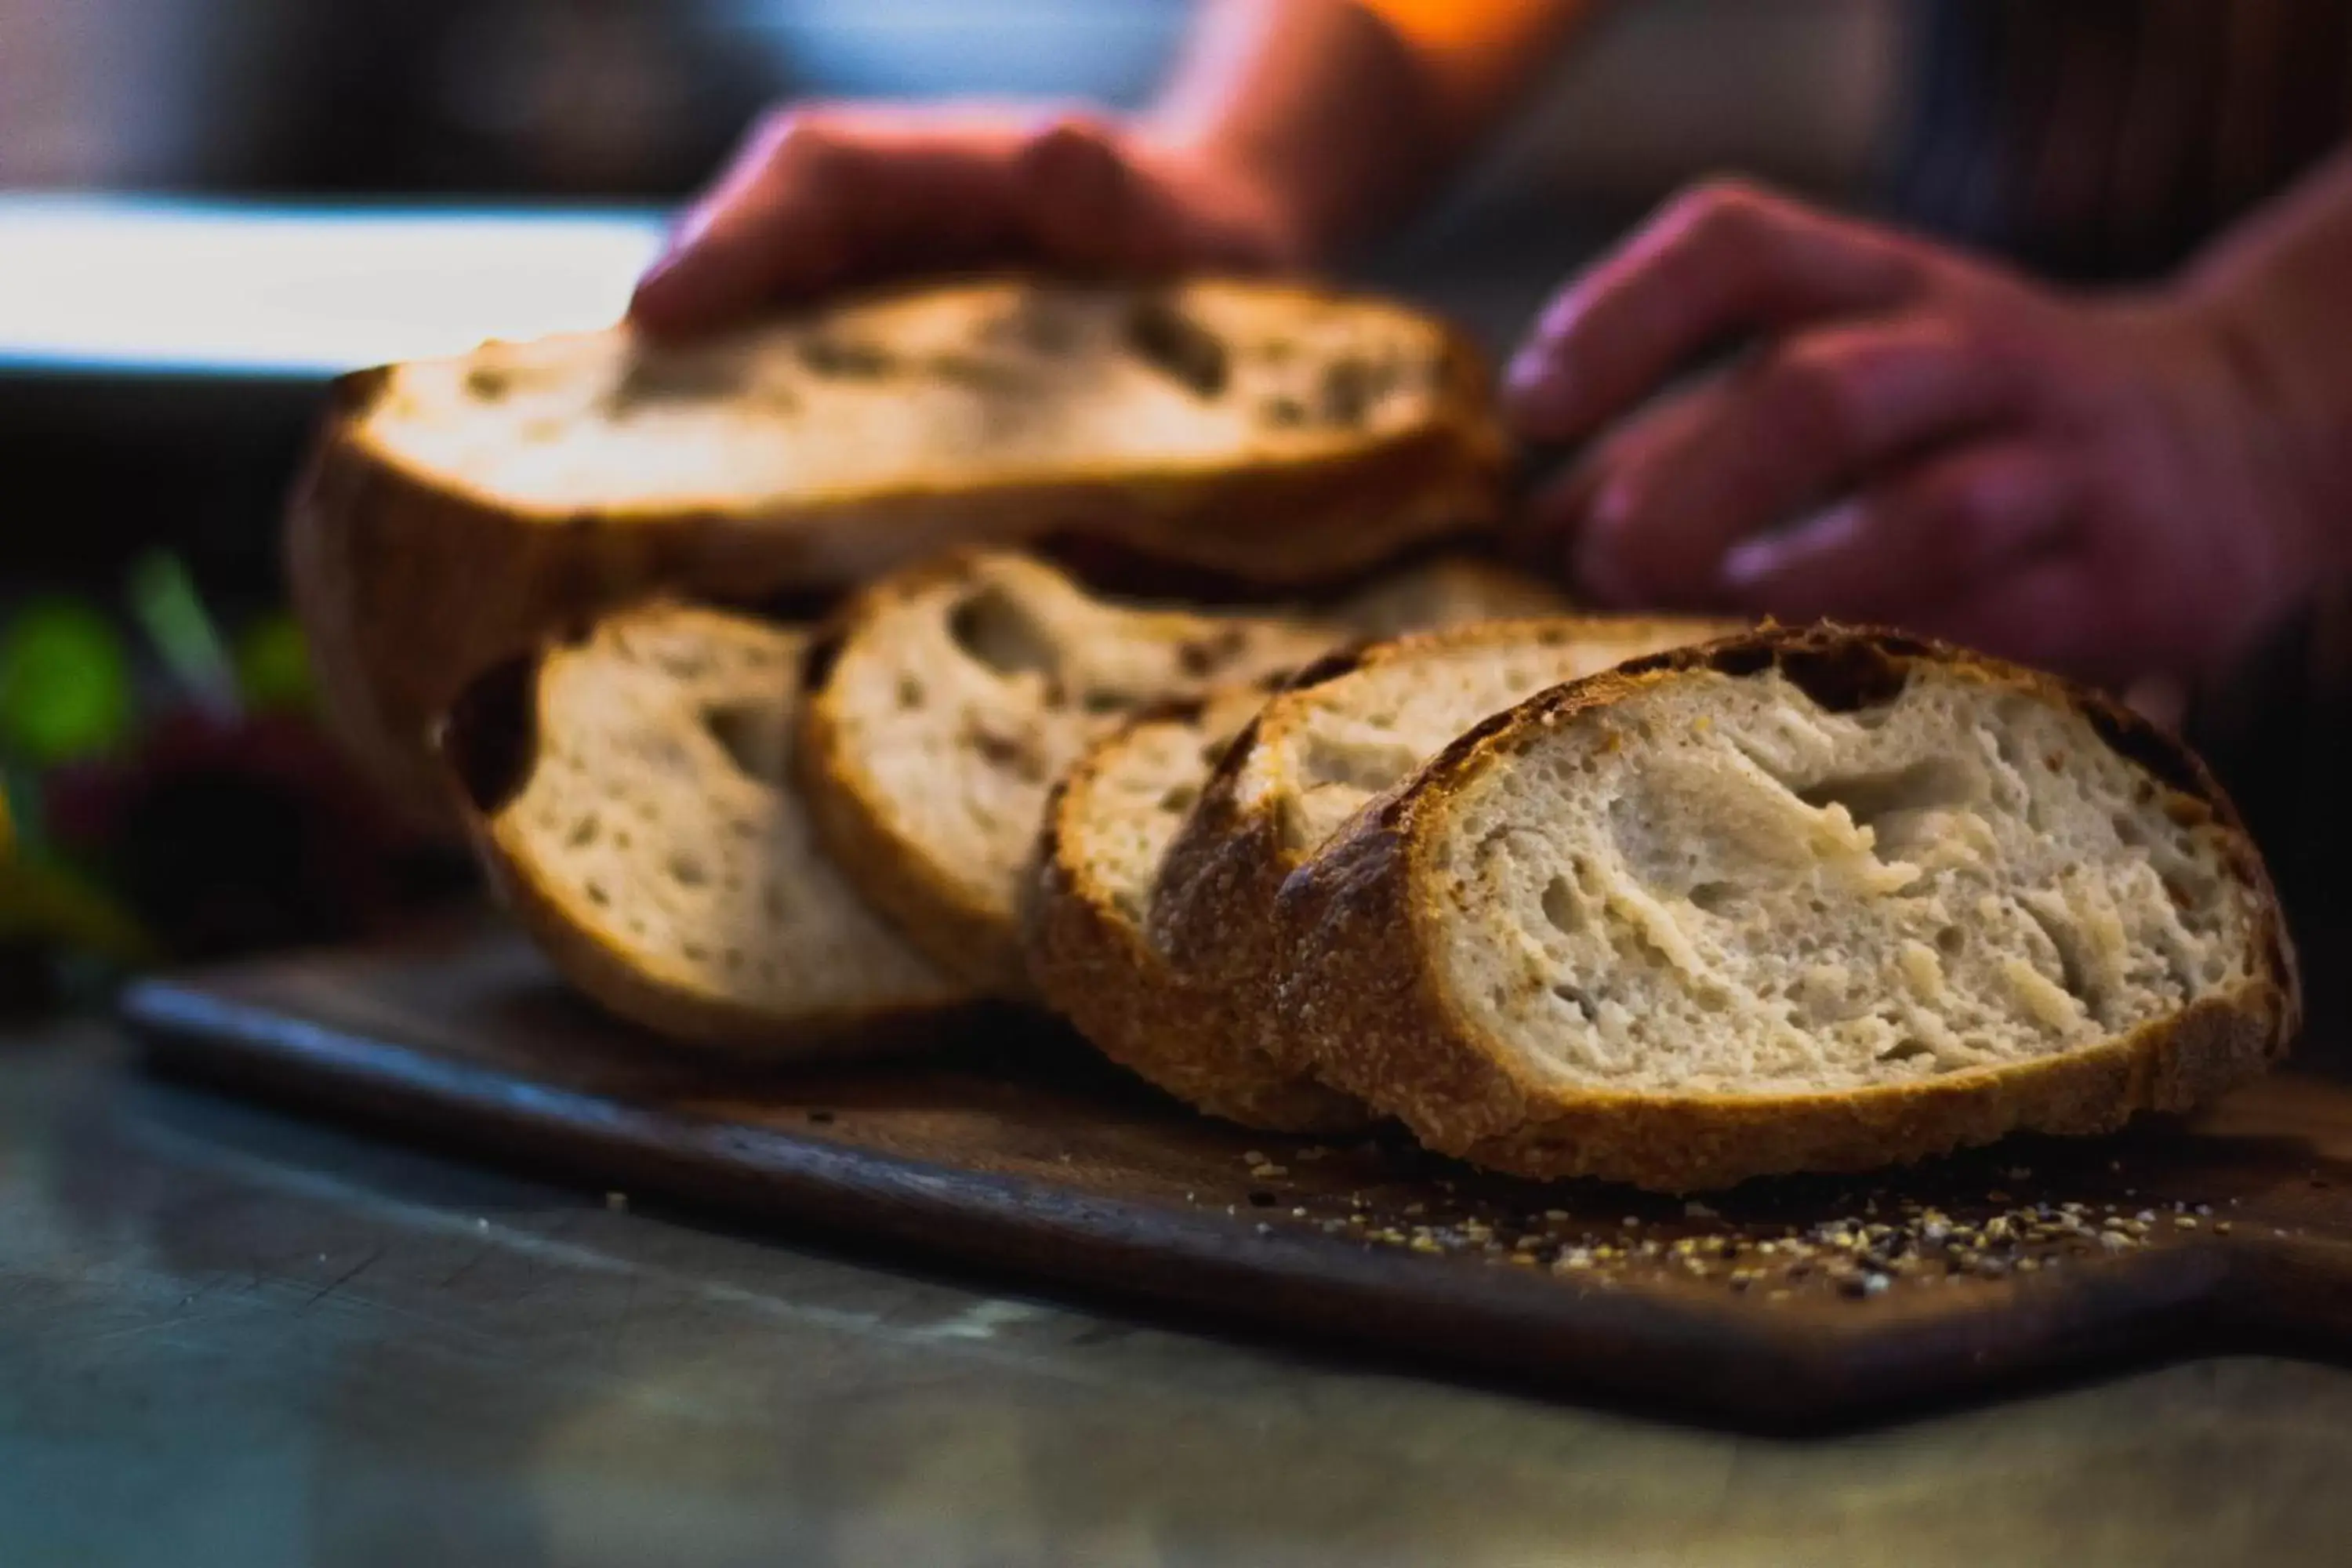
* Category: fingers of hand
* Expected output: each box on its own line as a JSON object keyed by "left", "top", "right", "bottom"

{"left": 631, "top": 107, "right": 1037, "bottom": 335}
{"left": 1504, "top": 179, "right": 1927, "bottom": 442}
{"left": 1560, "top": 315, "right": 2018, "bottom": 604}
{"left": 1717, "top": 439, "right": 2078, "bottom": 623}
{"left": 635, "top": 108, "right": 884, "bottom": 332}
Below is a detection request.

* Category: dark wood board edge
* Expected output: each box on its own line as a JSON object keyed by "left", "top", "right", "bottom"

{"left": 118, "top": 976, "right": 2313, "bottom": 1431}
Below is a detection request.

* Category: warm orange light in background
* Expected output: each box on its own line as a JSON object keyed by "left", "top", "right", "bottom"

{"left": 1357, "top": 0, "right": 1569, "bottom": 55}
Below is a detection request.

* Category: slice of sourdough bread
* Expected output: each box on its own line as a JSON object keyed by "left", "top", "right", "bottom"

{"left": 797, "top": 550, "right": 1341, "bottom": 997}
{"left": 1146, "top": 615, "right": 1738, "bottom": 1098}
{"left": 1276, "top": 625, "right": 2300, "bottom": 1192}
{"left": 440, "top": 604, "right": 978, "bottom": 1054}
{"left": 290, "top": 276, "right": 1506, "bottom": 828}
{"left": 1027, "top": 684, "right": 1367, "bottom": 1131}
{"left": 801, "top": 550, "right": 1581, "bottom": 999}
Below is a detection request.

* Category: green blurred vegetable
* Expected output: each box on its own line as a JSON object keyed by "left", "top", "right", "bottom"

{"left": 0, "top": 598, "right": 133, "bottom": 764}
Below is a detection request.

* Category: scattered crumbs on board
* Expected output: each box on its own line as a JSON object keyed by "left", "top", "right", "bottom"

{"left": 1213, "top": 1145, "right": 2245, "bottom": 1302}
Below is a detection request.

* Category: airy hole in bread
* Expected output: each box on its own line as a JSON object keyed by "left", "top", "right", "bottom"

{"left": 601, "top": 350, "right": 749, "bottom": 417}
{"left": 797, "top": 337, "right": 898, "bottom": 379}
{"left": 964, "top": 720, "right": 1052, "bottom": 786}
{"left": 1298, "top": 729, "right": 1425, "bottom": 796}
{"left": 948, "top": 583, "right": 1061, "bottom": 683}
{"left": 1318, "top": 358, "right": 1382, "bottom": 426}
{"left": 1125, "top": 297, "right": 1229, "bottom": 399}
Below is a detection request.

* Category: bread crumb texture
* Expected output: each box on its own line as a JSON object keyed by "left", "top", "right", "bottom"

{"left": 1426, "top": 658, "right": 2265, "bottom": 1095}
{"left": 369, "top": 281, "right": 1452, "bottom": 512}
{"left": 810, "top": 551, "right": 1334, "bottom": 990}
{"left": 1249, "top": 620, "right": 1737, "bottom": 863}
{"left": 498, "top": 608, "right": 964, "bottom": 1014}
{"left": 1079, "top": 688, "right": 1278, "bottom": 930}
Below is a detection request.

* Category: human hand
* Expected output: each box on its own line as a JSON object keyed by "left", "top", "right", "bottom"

{"left": 628, "top": 105, "right": 1301, "bottom": 337}
{"left": 1504, "top": 180, "right": 2339, "bottom": 689}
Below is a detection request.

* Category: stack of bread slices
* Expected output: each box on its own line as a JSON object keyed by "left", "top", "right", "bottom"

{"left": 294, "top": 274, "right": 2299, "bottom": 1192}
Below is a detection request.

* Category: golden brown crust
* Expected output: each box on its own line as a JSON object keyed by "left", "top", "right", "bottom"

{"left": 1023, "top": 699, "right": 1369, "bottom": 1133}
{"left": 1276, "top": 623, "right": 2303, "bottom": 1192}
{"left": 440, "top": 633, "right": 988, "bottom": 1059}
{"left": 287, "top": 281, "right": 1509, "bottom": 833}
{"left": 287, "top": 372, "right": 829, "bottom": 835}
{"left": 1142, "top": 708, "right": 1305, "bottom": 1075}
{"left": 1151, "top": 615, "right": 1744, "bottom": 1091}
{"left": 477, "top": 807, "right": 993, "bottom": 1058}
{"left": 1446, "top": 988, "right": 2288, "bottom": 1190}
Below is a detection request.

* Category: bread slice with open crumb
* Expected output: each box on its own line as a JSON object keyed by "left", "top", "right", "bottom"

{"left": 1143, "top": 615, "right": 1737, "bottom": 1111}
{"left": 440, "top": 604, "right": 980, "bottom": 1054}
{"left": 290, "top": 275, "right": 1506, "bottom": 827}
{"left": 1276, "top": 625, "right": 2300, "bottom": 1192}
{"left": 802, "top": 550, "right": 1578, "bottom": 1001}
{"left": 1027, "top": 682, "right": 1368, "bottom": 1131}
{"left": 797, "top": 550, "right": 1341, "bottom": 998}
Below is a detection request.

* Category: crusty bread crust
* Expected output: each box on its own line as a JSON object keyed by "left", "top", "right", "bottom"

{"left": 798, "top": 548, "right": 1344, "bottom": 998}
{"left": 1150, "top": 616, "right": 1741, "bottom": 1092}
{"left": 795, "top": 551, "right": 1055, "bottom": 999}
{"left": 476, "top": 799, "right": 993, "bottom": 1058}
{"left": 440, "top": 620, "right": 985, "bottom": 1058}
{"left": 1025, "top": 693, "right": 1370, "bottom": 1133}
{"left": 288, "top": 278, "right": 1508, "bottom": 831}
{"left": 1276, "top": 625, "right": 2303, "bottom": 1192}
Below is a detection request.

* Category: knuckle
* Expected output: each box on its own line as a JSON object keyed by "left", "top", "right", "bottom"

{"left": 1018, "top": 111, "right": 1123, "bottom": 181}
{"left": 1027, "top": 107, "right": 1116, "bottom": 151}
{"left": 755, "top": 111, "right": 851, "bottom": 181}
{"left": 1664, "top": 176, "right": 1776, "bottom": 248}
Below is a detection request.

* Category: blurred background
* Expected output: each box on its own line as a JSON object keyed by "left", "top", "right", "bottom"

{"left": 0, "top": 1, "right": 1901, "bottom": 986}
{"left": 0, "top": 0, "right": 1899, "bottom": 582}
{"left": 1, "top": 1, "right": 1892, "bottom": 205}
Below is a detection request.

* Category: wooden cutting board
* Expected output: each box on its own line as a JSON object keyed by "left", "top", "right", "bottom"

{"left": 122, "top": 921, "right": 2352, "bottom": 1428}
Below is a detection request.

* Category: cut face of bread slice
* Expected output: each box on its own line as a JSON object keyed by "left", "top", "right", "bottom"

{"left": 1277, "top": 626, "right": 2300, "bottom": 1192}
{"left": 290, "top": 276, "right": 1505, "bottom": 828}
{"left": 1149, "top": 615, "right": 1738, "bottom": 1091}
{"left": 1029, "top": 685, "right": 1367, "bottom": 1131}
{"left": 798, "top": 551, "right": 1339, "bottom": 996}
{"left": 441, "top": 604, "right": 977, "bottom": 1054}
